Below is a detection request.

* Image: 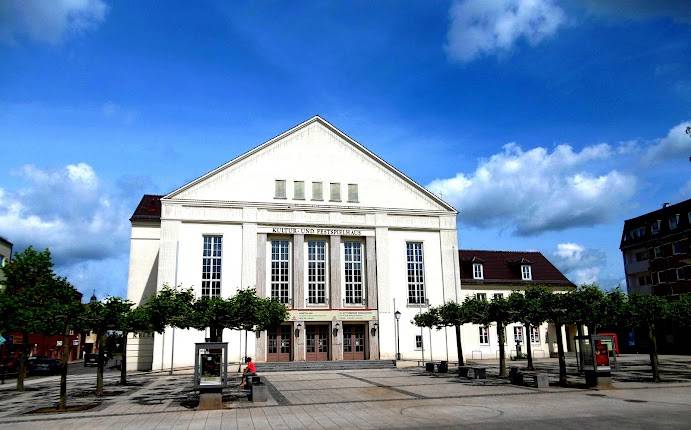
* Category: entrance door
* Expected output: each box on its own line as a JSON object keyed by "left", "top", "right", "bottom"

{"left": 343, "top": 325, "right": 366, "bottom": 360}
{"left": 306, "top": 325, "right": 329, "bottom": 361}
{"left": 267, "top": 325, "right": 292, "bottom": 362}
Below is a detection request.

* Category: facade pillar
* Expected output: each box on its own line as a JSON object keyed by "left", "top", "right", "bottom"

{"left": 368, "top": 320, "right": 380, "bottom": 359}
{"left": 293, "top": 234, "right": 305, "bottom": 308}
{"left": 374, "top": 227, "right": 389, "bottom": 313}
{"left": 332, "top": 320, "right": 343, "bottom": 360}
{"left": 329, "top": 235, "right": 342, "bottom": 307}
{"left": 241, "top": 222, "right": 258, "bottom": 292}
{"left": 256, "top": 233, "right": 267, "bottom": 298}
{"left": 365, "top": 235, "right": 378, "bottom": 309}
{"left": 256, "top": 331, "right": 266, "bottom": 362}
{"left": 294, "top": 320, "right": 305, "bottom": 361}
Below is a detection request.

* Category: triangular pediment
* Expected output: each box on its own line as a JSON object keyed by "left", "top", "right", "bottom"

{"left": 165, "top": 116, "right": 455, "bottom": 213}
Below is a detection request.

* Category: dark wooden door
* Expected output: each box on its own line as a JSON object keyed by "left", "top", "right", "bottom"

{"left": 343, "top": 325, "right": 366, "bottom": 360}
{"left": 306, "top": 325, "right": 329, "bottom": 361}
{"left": 267, "top": 325, "right": 292, "bottom": 362}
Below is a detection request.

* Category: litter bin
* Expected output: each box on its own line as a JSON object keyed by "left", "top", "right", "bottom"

{"left": 251, "top": 381, "right": 268, "bottom": 402}
{"left": 425, "top": 362, "right": 435, "bottom": 373}
{"left": 584, "top": 370, "right": 597, "bottom": 388}
{"left": 438, "top": 361, "right": 448, "bottom": 373}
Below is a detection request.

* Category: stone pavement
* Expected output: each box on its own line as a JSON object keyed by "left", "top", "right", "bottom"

{"left": 0, "top": 356, "right": 690, "bottom": 429}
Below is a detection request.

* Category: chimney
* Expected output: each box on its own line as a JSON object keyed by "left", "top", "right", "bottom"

{"left": 662, "top": 202, "right": 670, "bottom": 208}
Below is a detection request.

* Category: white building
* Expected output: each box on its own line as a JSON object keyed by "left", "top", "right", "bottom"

{"left": 126, "top": 116, "right": 575, "bottom": 371}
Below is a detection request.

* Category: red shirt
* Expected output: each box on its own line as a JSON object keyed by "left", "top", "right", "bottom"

{"left": 246, "top": 361, "right": 256, "bottom": 373}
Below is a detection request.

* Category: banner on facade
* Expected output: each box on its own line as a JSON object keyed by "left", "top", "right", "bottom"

{"left": 258, "top": 226, "right": 375, "bottom": 236}
{"left": 288, "top": 309, "right": 377, "bottom": 321}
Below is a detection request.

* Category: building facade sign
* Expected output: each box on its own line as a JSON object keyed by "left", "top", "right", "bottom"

{"left": 288, "top": 309, "right": 378, "bottom": 322}
{"left": 258, "top": 226, "right": 375, "bottom": 236}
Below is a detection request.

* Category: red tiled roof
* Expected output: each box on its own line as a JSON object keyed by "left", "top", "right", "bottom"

{"left": 459, "top": 250, "right": 574, "bottom": 287}
{"left": 130, "top": 195, "right": 163, "bottom": 222}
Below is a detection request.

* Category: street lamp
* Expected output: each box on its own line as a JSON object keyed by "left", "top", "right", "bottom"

{"left": 394, "top": 310, "right": 401, "bottom": 360}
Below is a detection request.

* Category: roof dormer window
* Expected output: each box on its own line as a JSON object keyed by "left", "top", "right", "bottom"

{"left": 472, "top": 263, "right": 484, "bottom": 280}
{"left": 521, "top": 264, "right": 532, "bottom": 281}
{"left": 669, "top": 214, "right": 679, "bottom": 230}
{"left": 651, "top": 220, "right": 661, "bottom": 235}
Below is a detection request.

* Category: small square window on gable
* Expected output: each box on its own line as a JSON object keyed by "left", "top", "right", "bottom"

{"left": 348, "top": 184, "right": 358, "bottom": 203}
{"left": 330, "top": 182, "right": 341, "bottom": 202}
{"left": 312, "top": 182, "right": 323, "bottom": 201}
{"left": 274, "top": 180, "right": 286, "bottom": 199}
{"left": 521, "top": 264, "right": 532, "bottom": 281}
{"left": 293, "top": 181, "right": 305, "bottom": 200}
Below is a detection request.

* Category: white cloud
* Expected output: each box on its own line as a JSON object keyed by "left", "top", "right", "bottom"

{"left": 428, "top": 142, "right": 636, "bottom": 235}
{"left": 551, "top": 242, "right": 605, "bottom": 285}
{"left": 0, "top": 162, "right": 129, "bottom": 268}
{"left": 644, "top": 120, "right": 691, "bottom": 163}
{"left": 445, "top": 0, "right": 565, "bottom": 63}
{"left": 0, "top": 0, "right": 108, "bottom": 45}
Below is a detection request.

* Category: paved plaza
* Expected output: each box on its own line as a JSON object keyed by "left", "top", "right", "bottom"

{"left": 0, "top": 356, "right": 690, "bottom": 429}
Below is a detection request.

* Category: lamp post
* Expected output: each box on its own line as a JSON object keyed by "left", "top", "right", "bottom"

{"left": 394, "top": 311, "right": 401, "bottom": 360}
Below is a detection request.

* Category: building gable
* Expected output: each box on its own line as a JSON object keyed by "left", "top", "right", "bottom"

{"left": 164, "top": 116, "right": 456, "bottom": 213}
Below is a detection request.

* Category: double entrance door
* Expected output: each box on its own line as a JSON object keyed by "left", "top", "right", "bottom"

{"left": 343, "top": 324, "right": 366, "bottom": 360}
{"left": 267, "top": 325, "right": 292, "bottom": 362}
{"left": 306, "top": 325, "right": 330, "bottom": 361}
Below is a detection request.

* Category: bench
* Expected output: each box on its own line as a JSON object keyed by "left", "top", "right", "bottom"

{"left": 458, "top": 365, "right": 486, "bottom": 379}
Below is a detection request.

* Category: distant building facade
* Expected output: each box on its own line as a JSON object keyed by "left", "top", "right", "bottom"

{"left": 458, "top": 250, "right": 576, "bottom": 359}
{"left": 0, "top": 236, "right": 12, "bottom": 285}
{"left": 620, "top": 199, "right": 691, "bottom": 296}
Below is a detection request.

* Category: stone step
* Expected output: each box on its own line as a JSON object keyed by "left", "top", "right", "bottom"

{"left": 256, "top": 360, "right": 396, "bottom": 372}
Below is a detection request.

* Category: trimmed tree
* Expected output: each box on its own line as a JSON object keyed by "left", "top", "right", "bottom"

{"left": 544, "top": 290, "right": 569, "bottom": 386}
{"left": 629, "top": 294, "right": 671, "bottom": 382}
{"left": 507, "top": 286, "right": 549, "bottom": 371}
{"left": 488, "top": 295, "right": 511, "bottom": 377}
{"left": 437, "top": 301, "right": 470, "bottom": 366}
{"left": 413, "top": 307, "right": 440, "bottom": 362}
{"left": 119, "top": 305, "right": 151, "bottom": 386}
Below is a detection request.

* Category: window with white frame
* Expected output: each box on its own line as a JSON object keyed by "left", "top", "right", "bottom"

{"left": 307, "top": 240, "right": 327, "bottom": 304}
{"left": 513, "top": 326, "right": 523, "bottom": 343}
{"left": 330, "top": 182, "right": 341, "bottom": 202}
{"left": 406, "top": 242, "right": 425, "bottom": 304}
{"left": 476, "top": 292, "right": 487, "bottom": 301}
{"left": 312, "top": 182, "right": 323, "bottom": 201}
{"left": 344, "top": 241, "right": 364, "bottom": 304}
{"left": 270, "top": 240, "right": 290, "bottom": 304}
{"left": 673, "top": 240, "right": 684, "bottom": 255}
{"left": 651, "top": 220, "right": 661, "bottom": 234}
{"left": 274, "top": 180, "right": 286, "bottom": 199}
{"left": 521, "top": 264, "right": 532, "bottom": 280}
{"left": 472, "top": 262, "right": 483, "bottom": 279}
{"left": 415, "top": 335, "right": 423, "bottom": 349}
{"left": 347, "top": 184, "right": 358, "bottom": 203}
{"left": 530, "top": 326, "right": 540, "bottom": 343}
{"left": 479, "top": 326, "right": 489, "bottom": 345}
{"left": 493, "top": 293, "right": 503, "bottom": 300}
{"left": 293, "top": 181, "right": 305, "bottom": 200}
{"left": 654, "top": 246, "right": 662, "bottom": 258}
{"left": 202, "top": 235, "right": 222, "bottom": 298}
{"left": 669, "top": 214, "right": 679, "bottom": 230}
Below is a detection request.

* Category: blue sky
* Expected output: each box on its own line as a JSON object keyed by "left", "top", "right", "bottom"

{"left": 1, "top": 0, "right": 690, "bottom": 298}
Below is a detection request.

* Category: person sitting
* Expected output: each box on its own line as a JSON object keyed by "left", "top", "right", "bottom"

{"left": 239, "top": 356, "right": 256, "bottom": 389}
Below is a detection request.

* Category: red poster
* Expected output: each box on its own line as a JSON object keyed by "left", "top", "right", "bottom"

{"left": 595, "top": 340, "right": 610, "bottom": 368}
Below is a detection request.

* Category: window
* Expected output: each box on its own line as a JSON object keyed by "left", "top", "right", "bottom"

{"left": 638, "top": 274, "right": 654, "bottom": 286}
{"left": 673, "top": 241, "right": 684, "bottom": 255}
{"left": 0, "top": 255, "right": 5, "bottom": 267}
{"left": 479, "top": 326, "right": 489, "bottom": 345}
{"left": 688, "top": 212, "right": 691, "bottom": 224}
{"left": 521, "top": 265, "right": 532, "bottom": 280}
{"left": 307, "top": 240, "right": 327, "bottom": 304}
{"left": 472, "top": 263, "right": 483, "bottom": 279}
{"left": 513, "top": 326, "right": 523, "bottom": 343}
{"left": 347, "top": 184, "right": 358, "bottom": 203}
{"left": 493, "top": 293, "right": 503, "bottom": 300}
{"left": 330, "top": 182, "right": 341, "bottom": 201}
{"left": 415, "top": 335, "right": 423, "bottom": 349}
{"left": 651, "top": 220, "right": 661, "bottom": 235}
{"left": 635, "top": 251, "right": 649, "bottom": 262}
{"left": 274, "top": 180, "right": 286, "bottom": 199}
{"left": 658, "top": 271, "right": 666, "bottom": 284}
{"left": 678, "top": 267, "right": 688, "bottom": 280}
{"left": 312, "top": 182, "right": 323, "bottom": 201}
{"left": 631, "top": 226, "right": 645, "bottom": 239}
{"left": 476, "top": 293, "right": 487, "bottom": 301}
{"left": 530, "top": 326, "right": 540, "bottom": 344}
{"left": 654, "top": 246, "right": 662, "bottom": 258}
{"left": 668, "top": 269, "right": 678, "bottom": 282}
{"left": 344, "top": 241, "right": 364, "bottom": 304}
{"left": 293, "top": 181, "right": 305, "bottom": 200}
{"left": 202, "top": 235, "right": 222, "bottom": 298}
{"left": 406, "top": 242, "right": 425, "bottom": 304}
{"left": 270, "top": 240, "right": 290, "bottom": 304}
{"left": 669, "top": 214, "right": 679, "bottom": 230}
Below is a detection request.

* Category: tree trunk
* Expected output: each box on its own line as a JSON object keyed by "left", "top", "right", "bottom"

{"left": 17, "top": 332, "right": 29, "bottom": 391}
{"left": 525, "top": 323, "right": 534, "bottom": 371}
{"left": 555, "top": 323, "right": 567, "bottom": 386}
{"left": 497, "top": 321, "right": 506, "bottom": 377}
{"left": 455, "top": 325, "right": 464, "bottom": 366}
{"left": 59, "top": 330, "right": 70, "bottom": 411}
{"left": 648, "top": 322, "right": 660, "bottom": 383}
{"left": 120, "top": 332, "right": 128, "bottom": 386}
{"left": 96, "top": 332, "right": 104, "bottom": 396}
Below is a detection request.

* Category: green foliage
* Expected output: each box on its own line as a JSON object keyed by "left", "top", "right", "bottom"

{"left": 629, "top": 294, "right": 671, "bottom": 327}
{"left": 437, "top": 301, "right": 470, "bottom": 328}
{"left": 189, "top": 297, "right": 235, "bottom": 332}
{"left": 508, "top": 285, "right": 550, "bottom": 327}
{"left": 86, "top": 296, "right": 134, "bottom": 335}
{"left": 463, "top": 296, "right": 491, "bottom": 326}
{"left": 143, "top": 285, "right": 195, "bottom": 333}
{"left": 256, "top": 298, "right": 289, "bottom": 331}
{"left": 670, "top": 294, "right": 691, "bottom": 328}
{"left": 413, "top": 307, "right": 439, "bottom": 329}
{"left": 488, "top": 294, "right": 511, "bottom": 324}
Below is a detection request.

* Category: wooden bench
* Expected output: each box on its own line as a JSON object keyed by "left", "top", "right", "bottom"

{"left": 458, "top": 366, "right": 486, "bottom": 379}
